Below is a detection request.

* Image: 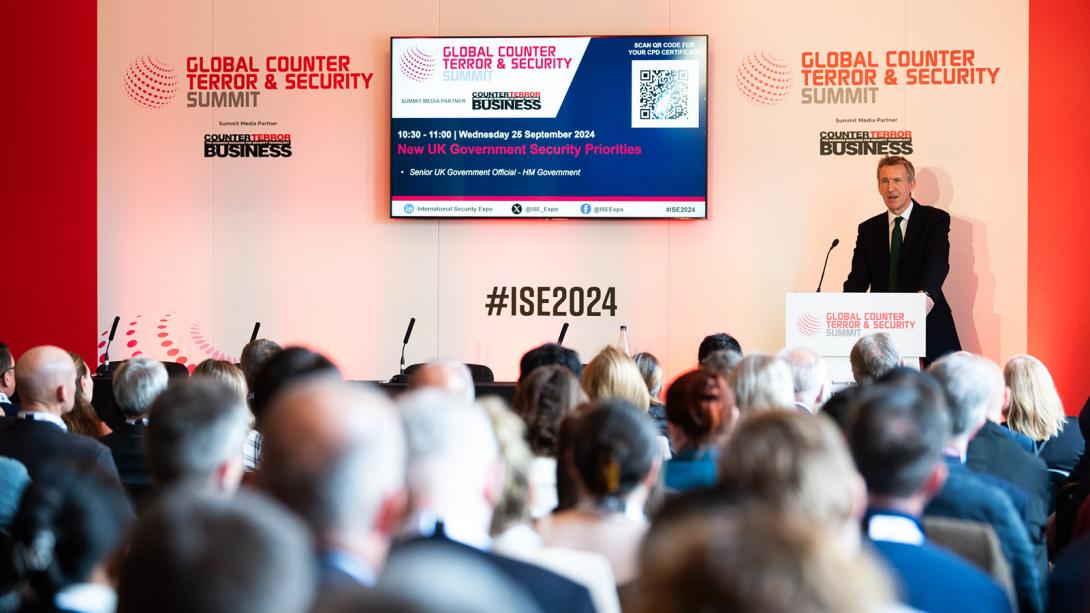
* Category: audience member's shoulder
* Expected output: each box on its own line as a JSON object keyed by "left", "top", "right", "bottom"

{"left": 872, "top": 539, "right": 1010, "bottom": 613}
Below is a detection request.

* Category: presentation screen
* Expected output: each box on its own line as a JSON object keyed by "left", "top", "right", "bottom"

{"left": 390, "top": 35, "right": 708, "bottom": 219}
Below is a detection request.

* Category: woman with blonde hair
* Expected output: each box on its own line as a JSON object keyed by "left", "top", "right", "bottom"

{"left": 1005, "top": 354, "right": 1084, "bottom": 474}
{"left": 581, "top": 346, "right": 651, "bottom": 412}
{"left": 192, "top": 359, "right": 248, "bottom": 404}
{"left": 63, "top": 351, "right": 111, "bottom": 437}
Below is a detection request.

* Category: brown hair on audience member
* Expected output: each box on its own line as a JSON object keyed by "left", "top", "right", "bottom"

{"left": 664, "top": 369, "right": 736, "bottom": 452}
{"left": 512, "top": 365, "right": 586, "bottom": 457}
{"left": 63, "top": 351, "right": 110, "bottom": 437}
{"left": 193, "top": 359, "right": 249, "bottom": 405}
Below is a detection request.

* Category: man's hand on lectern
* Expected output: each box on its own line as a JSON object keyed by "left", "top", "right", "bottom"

{"left": 919, "top": 290, "right": 934, "bottom": 315}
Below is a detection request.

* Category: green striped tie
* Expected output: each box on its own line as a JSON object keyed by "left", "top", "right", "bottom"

{"left": 889, "top": 216, "right": 904, "bottom": 292}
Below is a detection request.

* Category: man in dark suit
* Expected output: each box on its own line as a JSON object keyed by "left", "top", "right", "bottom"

{"left": 99, "top": 357, "right": 168, "bottom": 503}
{"left": 925, "top": 354, "right": 1045, "bottom": 613}
{"left": 0, "top": 345, "right": 120, "bottom": 482}
{"left": 844, "top": 156, "right": 961, "bottom": 363}
{"left": 394, "top": 388, "right": 595, "bottom": 613}
{"left": 848, "top": 381, "right": 1011, "bottom": 613}
{"left": 0, "top": 342, "right": 18, "bottom": 418}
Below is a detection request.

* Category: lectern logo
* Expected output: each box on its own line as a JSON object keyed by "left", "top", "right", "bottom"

{"left": 796, "top": 312, "right": 822, "bottom": 337}
{"left": 125, "top": 56, "right": 179, "bottom": 109}
{"left": 736, "top": 51, "right": 793, "bottom": 106}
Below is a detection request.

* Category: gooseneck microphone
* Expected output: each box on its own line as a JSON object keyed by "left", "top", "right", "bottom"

{"left": 97, "top": 315, "right": 121, "bottom": 375}
{"left": 399, "top": 317, "right": 416, "bottom": 375}
{"left": 816, "top": 238, "right": 840, "bottom": 293}
{"left": 557, "top": 322, "right": 569, "bottom": 345}
{"left": 249, "top": 322, "right": 261, "bottom": 343}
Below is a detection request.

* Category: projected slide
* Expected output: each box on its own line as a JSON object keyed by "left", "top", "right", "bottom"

{"left": 390, "top": 35, "right": 708, "bottom": 219}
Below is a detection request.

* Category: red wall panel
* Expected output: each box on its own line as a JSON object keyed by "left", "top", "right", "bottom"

{"left": 2, "top": 1, "right": 98, "bottom": 362}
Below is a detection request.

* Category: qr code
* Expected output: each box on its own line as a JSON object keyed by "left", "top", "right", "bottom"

{"left": 632, "top": 60, "right": 699, "bottom": 128}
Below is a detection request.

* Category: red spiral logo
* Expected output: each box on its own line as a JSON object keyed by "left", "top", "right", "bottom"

{"left": 736, "top": 51, "right": 793, "bottom": 106}
{"left": 124, "top": 56, "right": 178, "bottom": 109}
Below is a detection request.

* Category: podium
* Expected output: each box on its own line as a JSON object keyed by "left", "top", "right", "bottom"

{"left": 785, "top": 292, "right": 927, "bottom": 388}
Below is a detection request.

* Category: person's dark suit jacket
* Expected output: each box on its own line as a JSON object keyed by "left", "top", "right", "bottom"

{"left": 843, "top": 201, "right": 961, "bottom": 361}
{"left": 968, "top": 421, "right": 1053, "bottom": 512}
{"left": 99, "top": 421, "right": 151, "bottom": 503}
{"left": 391, "top": 535, "right": 595, "bottom": 613}
{"left": 925, "top": 457, "right": 1045, "bottom": 613}
{"left": 0, "top": 418, "right": 120, "bottom": 483}
{"left": 0, "top": 401, "right": 17, "bottom": 419}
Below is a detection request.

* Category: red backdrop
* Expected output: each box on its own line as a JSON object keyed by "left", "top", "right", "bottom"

{"left": 6, "top": 0, "right": 1089, "bottom": 414}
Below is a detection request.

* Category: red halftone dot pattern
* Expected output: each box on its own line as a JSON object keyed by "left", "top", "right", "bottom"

{"left": 157, "top": 325, "right": 167, "bottom": 330}
{"left": 132, "top": 351, "right": 142, "bottom": 357}
{"left": 129, "top": 321, "right": 137, "bottom": 326}
{"left": 158, "top": 332, "right": 168, "bottom": 338}
{"left": 99, "top": 354, "right": 107, "bottom": 364}
{"left": 126, "top": 329, "right": 135, "bottom": 336}
{"left": 187, "top": 321, "right": 236, "bottom": 363}
{"left": 175, "top": 357, "right": 187, "bottom": 365}
{"left": 124, "top": 56, "right": 178, "bottom": 110}
{"left": 127, "top": 340, "right": 137, "bottom": 348}
{"left": 162, "top": 340, "right": 173, "bottom": 347}
{"left": 167, "top": 349, "right": 179, "bottom": 357}
{"left": 736, "top": 51, "right": 793, "bottom": 106}
{"left": 97, "top": 341, "right": 106, "bottom": 349}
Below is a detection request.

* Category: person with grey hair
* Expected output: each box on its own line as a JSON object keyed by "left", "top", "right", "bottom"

{"left": 116, "top": 491, "right": 316, "bottom": 613}
{"left": 101, "top": 357, "right": 169, "bottom": 502}
{"left": 727, "top": 354, "right": 795, "bottom": 414}
{"left": 144, "top": 378, "right": 250, "bottom": 496}
{"left": 393, "top": 389, "right": 595, "bottom": 613}
{"left": 925, "top": 354, "right": 1047, "bottom": 613}
{"left": 849, "top": 333, "right": 901, "bottom": 384}
{"left": 699, "top": 349, "right": 742, "bottom": 380}
{"left": 407, "top": 358, "right": 475, "bottom": 404}
{"left": 777, "top": 347, "right": 830, "bottom": 413}
{"left": 0, "top": 346, "right": 119, "bottom": 482}
{"left": 258, "top": 378, "right": 406, "bottom": 596}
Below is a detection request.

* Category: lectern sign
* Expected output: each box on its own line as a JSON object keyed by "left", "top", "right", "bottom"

{"left": 785, "top": 293, "right": 926, "bottom": 357}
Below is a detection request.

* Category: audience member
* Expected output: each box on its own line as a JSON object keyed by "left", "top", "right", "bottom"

{"left": 697, "top": 332, "right": 742, "bottom": 363}
{"left": 699, "top": 348, "right": 742, "bottom": 379}
{"left": 518, "top": 343, "right": 581, "bottom": 383}
{"left": 1047, "top": 532, "right": 1090, "bottom": 613}
{"left": 1005, "top": 355, "right": 1085, "bottom": 476}
{"left": 580, "top": 346, "right": 651, "bottom": 412}
{"left": 848, "top": 381, "right": 1012, "bottom": 613}
{"left": 259, "top": 379, "right": 406, "bottom": 595}
{"left": 850, "top": 332, "right": 901, "bottom": 383}
{"left": 0, "top": 456, "right": 28, "bottom": 531}
{"left": 407, "top": 358, "right": 475, "bottom": 404}
{"left": 116, "top": 492, "right": 315, "bottom": 613}
{"left": 718, "top": 410, "right": 865, "bottom": 549}
{"left": 61, "top": 352, "right": 109, "bottom": 437}
{"left": 144, "top": 379, "right": 249, "bottom": 496}
{"left": 511, "top": 365, "right": 585, "bottom": 518}
{"left": 100, "top": 357, "right": 168, "bottom": 502}
{"left": 662, "top": 370, "right": 736, "bottom": 491}
{"left": 482, "top": 397, "right": 620, "bottom": 613}
{"left": 632, "top": 352, "right": 667, "bottom": 436}
{"left": 777, "top": 346, "right": 829, "bottom": 413}
{"left": 239, "top": 338, "right": 282, "bottom": 392}
{"left": 192, "top": 359, "right": 248, "bottom": 403}
{"left": 634, "top": 511, "right": 894, "bottom": 613}
{"left": 394, "top": 389, "right": 596, "bottom": 613}
{"left": 727, "top": 354, "right": 794, "bottom": 414}
{"left": 925, "top": 355, "right": 1046, "bottom": 613}
{"left": 0, "top": 343, "right": 17, "bottom": 418}
{"left": 818, "top": 384, "right": 866, "bottom": 432}
{"left": 248, "top": 346, "right": 340, "bottom": 470}
{"left": 0, "top": 346, "right": 119, "bottom": 482}
{"left": 536, "top": 399, "right": 660, "bottom": 586}
{"left": 6, "top": 465, "right": 133, "bottom": 613}
{"left": 948, "top": 357, "right": 1053, "bottom": 511}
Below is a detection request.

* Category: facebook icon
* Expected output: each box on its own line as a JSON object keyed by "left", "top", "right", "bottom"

{"left": 580, "top": 203, "right": 591, "bottom": 215}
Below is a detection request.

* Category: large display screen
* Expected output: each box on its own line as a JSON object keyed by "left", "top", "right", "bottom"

{"left": 390, "top": 35, "right": 708, "bottom": 219}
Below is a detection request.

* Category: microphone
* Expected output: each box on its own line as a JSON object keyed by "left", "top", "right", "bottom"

{"left": 399, "top": 317, "right": 416, "bottom": 375}
{"left": 249, "top": 322, "right": 261, "bottom": 343}
{"left": 557, "top": 322, "right": 569, "bottom": 345}
{"left": 816, "top": 238, "right": 840, "bottom": 293}
{"left": 97, "top": 315, "right": 121, "bottom": 375}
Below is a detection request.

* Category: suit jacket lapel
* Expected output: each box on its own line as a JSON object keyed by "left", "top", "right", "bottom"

{"left": 899, "top": 201, "right": 925, "bottom": 263}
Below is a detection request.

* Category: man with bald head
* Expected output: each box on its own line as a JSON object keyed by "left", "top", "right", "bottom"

{"left": 258, "top": 378, "right": 407, "bottom": 595}
{"left": 0, "top": 346, "right": 120, "bottom": 481}
{"left": 407, "top": 358, "right": 475, "bottom": 404}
